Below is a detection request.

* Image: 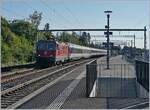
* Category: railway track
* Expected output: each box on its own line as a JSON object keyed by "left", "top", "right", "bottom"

{"left": 1, "top": 59, "right": 86, "bottom": 90}
{"left": 1, "top": 66, "right": 59, "bottom": 90}
{"left": 1, "top": 59, "right": 92, "bottom": 108}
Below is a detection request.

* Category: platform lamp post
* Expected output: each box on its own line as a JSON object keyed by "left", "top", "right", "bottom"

{"left": 144, "top": 26, "right": 147, "bottom": 59}
{"left": 104, "top": 11, "right": 112, "bottom": 69}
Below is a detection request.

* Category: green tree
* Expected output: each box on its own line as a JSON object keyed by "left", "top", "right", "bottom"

{"left": 29, "top": 11, "right": 42, "bottom": 42}
{"left": 57, "top": 32, "right": 81, "bottom": 45}
{"left": 90, "top": 41, "right": 95, "bottom": 47}
{"left": 58, "top": 32, "right": 68, "bottom": 42}
{"left": 79, "top": 32, "right": 91, "bottom": 46}
{"left": 80, "top": 32, "right": 87, "bottom": 46}
{"left": 87, "top": 33, "right": 91, "bottom": 45}
{"left": 29, "top": 11, "right": 42, "bottom": 29}
{"left": 9, "top": 19, "right": 36, "bottom": 42}
{"left": 44, "top": 23, "right": 53, "bottom": 40}
{"left": 1, "top": 17, "right": 34, "bottom": 66}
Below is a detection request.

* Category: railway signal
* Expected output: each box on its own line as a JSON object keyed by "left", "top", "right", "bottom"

{"left": 104, "top": 10, "right": 112, "bottom": 69}
{"left": 104, "top": 32, "right": 113, "bottom": 36}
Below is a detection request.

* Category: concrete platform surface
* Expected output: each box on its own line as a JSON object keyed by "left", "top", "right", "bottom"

{"left": 17, "top": 64, "right": 87, "bottom": 109}
{"left": 16, "top": 56, "right": 148, "bottom": 109}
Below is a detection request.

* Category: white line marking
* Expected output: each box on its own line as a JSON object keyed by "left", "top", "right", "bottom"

{"left": 7, "top": 67, "right": 81, "bottom": 109}
{"left": 121, "top": 101, "right": 149, "bottom": 109}
{"left": 46, "top": 71, "right": 86, "bottom": 109}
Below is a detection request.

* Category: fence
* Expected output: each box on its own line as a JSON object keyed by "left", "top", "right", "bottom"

{"left": 86, "top": 60, "right": 97, "bottom": 97}
{"left": 135, "top": 59, "right": 149, "bottom": 91}
{"left": 86, "top": 59, "right": 149, "bottom": 98}
{"left": 123, "top": 55, "right": 135, "bottom": 64}
{"left": 97, "top": 64, "right": 137, "bottom": 98}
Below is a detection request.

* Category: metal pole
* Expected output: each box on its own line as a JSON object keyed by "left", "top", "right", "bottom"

{"left": 144, "top": 26, "right": 147, "bottom": 50}
{"left": 131, "top": 40, "right": 133, "bottom": 58}
{"left": 131, "top": 40, "right": 133, "bottom": 47}
{"left": 107, "top": 14, "right": 110, "bottom": 69}
{"left": 144, "top": 26, "right": 147, "bottom": 59}
{"left": 134, "top": 34, "right": 135, "bottom": 48}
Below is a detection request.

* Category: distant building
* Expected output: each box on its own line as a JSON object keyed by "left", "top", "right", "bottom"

{"left": 121, "top": 46, "right": 149, "bottom": 61}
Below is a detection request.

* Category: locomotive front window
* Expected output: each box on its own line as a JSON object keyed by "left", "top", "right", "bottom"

{"left": 37, "top": 43, "right": 45, "bottom": 50}
{"left": 47, "top": 43, "right": 55, "bottom": 50}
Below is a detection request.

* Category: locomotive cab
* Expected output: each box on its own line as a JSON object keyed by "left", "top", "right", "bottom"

{"left": 36, "top": 40, "right": 69, "bottom": 67}
{"left": 36, "top": 40, "right": 56, "bottom": 67}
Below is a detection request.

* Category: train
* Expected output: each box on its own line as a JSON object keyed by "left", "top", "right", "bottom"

{"left": 36, "top": 40, "right": 107, "bottom": 67}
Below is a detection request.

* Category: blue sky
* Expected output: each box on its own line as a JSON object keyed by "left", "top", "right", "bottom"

{"left": 1, "top": 0, "right": 150, "bottom": 48}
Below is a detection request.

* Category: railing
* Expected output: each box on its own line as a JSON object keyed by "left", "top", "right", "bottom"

{"left": 86, "top": 60, "right": 97, "bottom": 97}
{"left": 135, "top": 59, "right": 149, "bottom": 91}
{"left": 86, "top": 58, "right": 149, "bottom": 98}
{"left": 97, "top": 64, "right": 137, "bottom": 98}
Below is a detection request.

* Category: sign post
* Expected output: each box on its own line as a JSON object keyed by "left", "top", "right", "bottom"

{"left": 104, "top": 11, "right": 112, "bottom": 69}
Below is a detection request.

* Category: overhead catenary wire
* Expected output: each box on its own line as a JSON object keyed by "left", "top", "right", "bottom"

{"left": 62, "top": 4, "right": 84, "bottom": 28}
{"left": 132, "top": 14, "right": 148, "bottom": 48}
{"left": 23, "top": 1, "right": 68, "bottom": 29}
{"left": 2, "top": 7, "right": 27, "bottom": 19}
{"left": 22, "top": 1, "right": 52, "bottom": 24}
{"left": 22, "top": 1, "right": 36, "bottom": 12}
{"left": 40, "top": 1, "right": 68, "bottom": 28}
{"left": 40, "top": 0, "right": 76, "bottom": 28}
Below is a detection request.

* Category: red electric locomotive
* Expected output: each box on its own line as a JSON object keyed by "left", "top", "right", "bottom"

{"left": 36, "top": 40, "right": 69, "bottom": 67}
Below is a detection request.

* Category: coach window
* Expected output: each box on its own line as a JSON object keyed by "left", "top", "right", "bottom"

{"left": 70, "top": 47, "right": 73, "bottom": 53}
{"left": 74, "top": 48, "right": 76, "bottom": 53}
{"left": 77, "top": 48, "right": 80, "bottom": 53}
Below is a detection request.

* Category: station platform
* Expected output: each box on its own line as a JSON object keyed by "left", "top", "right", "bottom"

{"left": 61, "top": 56, "right": 148, "bottom": 109}
{"left": 16, "top": 56, "right": 149, "bottom": 109}
{"left": 96, "top": 55, "right": 136, "bottom": 98}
